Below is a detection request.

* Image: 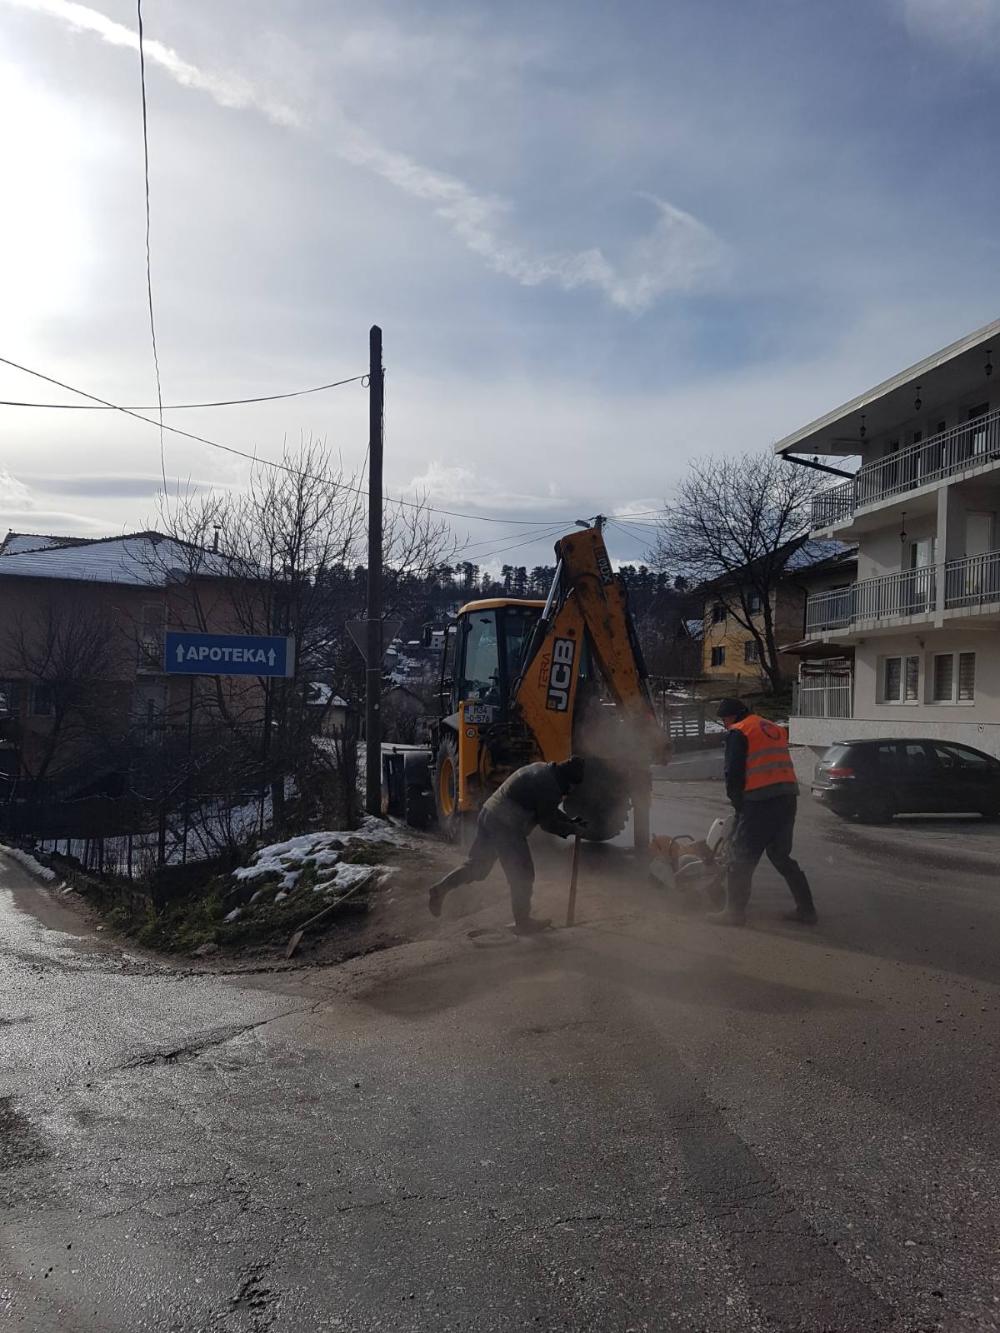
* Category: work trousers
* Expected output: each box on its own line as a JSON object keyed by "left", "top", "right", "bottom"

{"left": 726, "top": 794, "right": 814, "bottom": 914}
{"left": 433, "top": 809, "right": 535, "bottom": 923}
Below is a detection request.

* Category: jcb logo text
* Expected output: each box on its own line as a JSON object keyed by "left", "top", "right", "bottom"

{"left": 546, "top": 637, "right": 576, "bottom": 712}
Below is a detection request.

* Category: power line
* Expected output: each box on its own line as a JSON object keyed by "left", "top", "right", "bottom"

{"left": 454, "top": 522, "right": 568, "bottom": 565}
{"left": 0, "top": 373, "right": 367, "bottom": 410}
{"left": 135, "top": 0, "right": 166, "bottom": 499}
{"left": 0, "top": 354, "right": 581, "bottom": 529}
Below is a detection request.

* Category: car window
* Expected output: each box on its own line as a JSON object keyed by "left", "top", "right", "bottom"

{"left": 900, "top": 741, "right": 939, "bottom": 775}
{"left": 874, "top": 741, "right": 899, "bottom": 774}
{"left": 934, "top": 743, "right": 992, "bottom": 772}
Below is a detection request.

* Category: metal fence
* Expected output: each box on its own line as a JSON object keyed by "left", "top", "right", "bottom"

{"left": 793, "top": 660, "right": 853, "bottom": 719}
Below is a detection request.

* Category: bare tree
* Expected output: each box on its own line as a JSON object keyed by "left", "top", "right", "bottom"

{"left": 148, "top": 439, "right": 452, "bottom": 832}
{"left": 2, "top": 595, "right": 121, "bottom": 783}
{"left": 650, "top": 451, "right": 823, "bottom": 692}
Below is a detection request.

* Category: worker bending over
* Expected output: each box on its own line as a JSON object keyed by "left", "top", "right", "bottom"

{"left": 428, "top": 757, "right": 586, "bottom": 934}
{"left": 711, "top": 699, "right": 817, "bottom": 928}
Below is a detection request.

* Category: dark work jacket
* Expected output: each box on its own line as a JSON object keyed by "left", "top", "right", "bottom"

{"left": 482, "top": 762, "right": 577, "bottom": 838}
{"left": 724, "top": 726, "right": 798, "bottom": 810}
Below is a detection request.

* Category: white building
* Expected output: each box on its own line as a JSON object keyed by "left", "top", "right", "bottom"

{"left": 777, "top": 317, "right": 1000, "bottom": 758}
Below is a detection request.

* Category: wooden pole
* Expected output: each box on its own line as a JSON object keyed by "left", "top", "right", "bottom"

{"left": 565, "top": 834, "right": 582, "bottom": 927}
{"left": 365, "top": 325, "right": 384, "bottom": 816}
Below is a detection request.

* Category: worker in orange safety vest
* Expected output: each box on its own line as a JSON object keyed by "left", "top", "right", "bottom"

{"left": 709, "top": 698, "right": 817, "bottom": 928}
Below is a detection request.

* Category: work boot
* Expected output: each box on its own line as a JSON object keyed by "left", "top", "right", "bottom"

{"left": 513, "top": 916, "right": 552, "bottom": 936}
{"left": 428, "top": 883, "right": 447, "bottom": 918}
{"left": 782, "top": 908, "right": 818, "bottom": 925}
{"left": 707, "top": 908, "right": 747, "bottom": 928}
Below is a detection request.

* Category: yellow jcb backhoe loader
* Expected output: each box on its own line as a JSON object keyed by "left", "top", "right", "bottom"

{"left": 386, "top": 521, "right": 671, "bottom": 846}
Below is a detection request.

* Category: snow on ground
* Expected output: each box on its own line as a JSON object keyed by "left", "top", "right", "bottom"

{"left": 229, "top": 815, "right": 410, "bottom": 916}
{"left": 0, "top": 844, "right": 59, "bottom": 882}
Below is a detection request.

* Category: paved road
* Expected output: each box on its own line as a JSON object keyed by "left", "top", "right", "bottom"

{"left": 2, "top": 783, "right": 999, "bottom": 1331}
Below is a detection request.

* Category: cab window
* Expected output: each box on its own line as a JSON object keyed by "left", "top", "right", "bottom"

{"left": 461, "top": 612, "right": 501, "bottom": 704}
{"left": 503, "top": 607, "right": 539, "bottom": 681}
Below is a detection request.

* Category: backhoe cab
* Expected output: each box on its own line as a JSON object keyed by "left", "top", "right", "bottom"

{"left": 387, "top": 523, "right": 670, "bottom": 847}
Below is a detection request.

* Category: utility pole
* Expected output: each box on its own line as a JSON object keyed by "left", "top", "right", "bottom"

{"left": 365, "top": 325, "right": 384, "bottom": 816}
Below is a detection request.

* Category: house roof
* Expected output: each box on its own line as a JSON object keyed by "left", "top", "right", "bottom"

{"left": 698, "top": 537, "right": 854, "bottom": 595}
{"left": 774, "top": 316, "right": 1000, "bottom": 458}
{"left": 0, "top": 531, "right": 96, "bottom": 556}
{"left": 0, "top": 531, "right": 231, "bottom": 587}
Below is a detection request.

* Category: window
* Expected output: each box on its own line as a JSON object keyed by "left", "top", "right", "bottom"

{"left": 882, "top": 654, "right": 919, "bottom": 703}
{"left": 931, "top": 651, "right": 975, "bottom": 703}
{"left": 746, "top": 591, "right": 764, "bottom": 615}
{"left": 934, "top": 742, "right": 992, "bottom": 772}
{"left": 744, "top": 640, "right": 759, "bottom": 664}
{"left": 710, "top": 646, "right": 726, "bottom": 667}
{"left": 0, "top": 681, "right": 22, "bottom": 718}
{"left": 959, "top": 652, "right": 976, "bottom": 701}
{"left": 461, "top": 612, "right": 500, "bottom": 703}
{"left": 933, "top": 654, "right": 954, "bottom": 702}
{"left": 711, "top": 604, "right": 726, "bottom": 624}
{"left": 30, "top": 682, "right": 54, "bottom": 717}
{"left": 139, "top": 602, "right": 166, "bottom": 670}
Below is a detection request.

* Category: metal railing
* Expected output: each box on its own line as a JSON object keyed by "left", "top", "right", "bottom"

{"left": 793, "top": 676, "right": 853, "bottom": 719}
{"left": 810, "top": 405, "right": 1000, "bottom": 528}
{"left": 855, "top": 565, "right": 936, "bottom": 620}
{"left": 944, "top": 549, "right": 1000, "bottom": 610}
{"left": 805, "top": 566, "right": 936, "bottom": 632}
{"left": 805, "top": 586, "right": 854, "bottom": 633}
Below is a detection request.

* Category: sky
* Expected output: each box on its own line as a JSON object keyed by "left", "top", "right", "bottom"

{"left": 2, "top": 0, "right": 1000, "bottom": 570}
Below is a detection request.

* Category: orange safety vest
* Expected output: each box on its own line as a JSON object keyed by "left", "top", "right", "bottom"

{"left": 730, "top": 715, "right": 797, "bottom": 793}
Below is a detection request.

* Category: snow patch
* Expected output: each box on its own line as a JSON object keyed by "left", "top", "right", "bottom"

{"left": 0, "top": 844, "right": 57, "bottom": 882}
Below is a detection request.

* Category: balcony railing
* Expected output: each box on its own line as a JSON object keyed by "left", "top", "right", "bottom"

{"left": 944, "top": 549, "right": 1000, "bottom": 610}
{"left": 806, "top": 567, "right": 936, "bottom": 633}
{"left": 811, "top": 405, "right": 1000, "bottom": 528}
{"left": 805, "top": 586, "right": 854, "bottom": 632}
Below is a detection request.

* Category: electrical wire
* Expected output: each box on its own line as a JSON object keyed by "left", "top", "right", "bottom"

{"left": 0, "top": 354, "right": 582, "bottom": 528}
{"left": 453, "top": 523, "right": 569, "bottom": 566}
{"left": 135, "top": 0, "right": 166, "bottom": 500}
{"left": 0, "top": 373, "right": 367, "bottom": 410}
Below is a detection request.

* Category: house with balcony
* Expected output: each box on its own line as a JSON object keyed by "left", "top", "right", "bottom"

{"left": 776, "top": 317, "right": 1000, "bottom": 757}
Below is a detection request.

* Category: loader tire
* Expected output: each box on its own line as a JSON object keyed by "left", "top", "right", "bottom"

{"left": 433, "top": 732, "right": 465, "bottom": 842}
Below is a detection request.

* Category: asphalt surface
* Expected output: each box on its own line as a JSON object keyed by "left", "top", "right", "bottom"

{"left": 2, "top": 781, "right": 1000, "bottom": 1332}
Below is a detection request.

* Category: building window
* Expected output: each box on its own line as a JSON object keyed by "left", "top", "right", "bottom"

{"left": 959, "top": 652, "right": 976, "bottom": 701}
{"left": 931, "top": 652, "right": 975, "bottom": 703}
{"left": 0, "top": 681, "right": 22, "bottom": 718}
{"left": 744, "top": 640, "right": 759, "bottom": 664}
{"left": 711, "top": 604, "right": 726, "bottom": 624}
{"left": 746, "top": 591, "right": 763, "bottom": 615}
{"left": 30, "top": 683, "right": 54, "bottom": 717}
{"left": 882, "top": 655, "right": 919, "bottom": 703}
{"left": 710, "top": 646, "right": 726, "bottom": 667}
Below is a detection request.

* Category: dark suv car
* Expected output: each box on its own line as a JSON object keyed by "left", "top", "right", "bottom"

{"left": 812, "top": 738, "right": 1000, "bottom": 822}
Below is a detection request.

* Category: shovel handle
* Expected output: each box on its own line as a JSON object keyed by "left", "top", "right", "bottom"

{"left": 565, "top": 834, "right": 582, "bottom": 927}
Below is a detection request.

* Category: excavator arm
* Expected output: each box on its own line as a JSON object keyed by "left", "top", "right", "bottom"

{"left": 511, "top": 524, "right": 671, "bottom": 847}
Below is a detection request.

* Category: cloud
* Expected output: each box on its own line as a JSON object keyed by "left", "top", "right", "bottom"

{"left": 5, "top": 0, "right": 725, "bottom": 312}
{"left": 0, "top": 467, "right": 112, "bottom": 533}
{"left": 898, "top": 0, "right": 1000, "bottom": 56}
{"left": 19, "top": 472, "right": 219, "bottom": 498}
{"left": 405, "top": 461, "right": 563, "bottom": 514}
{"left": 4, "top": 0, "right": 301, "bottom": 125}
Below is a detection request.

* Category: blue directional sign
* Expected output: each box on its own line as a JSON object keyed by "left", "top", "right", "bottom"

{"left": 165, "top": 632, "right": 295, "bottom": 678}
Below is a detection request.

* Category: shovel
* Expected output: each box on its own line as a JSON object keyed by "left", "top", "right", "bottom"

{"left": 565, "top": 834, "right": 582, "bottom": 927}
{"left": 285, "top": 870, "right": 378, "bottom": 959}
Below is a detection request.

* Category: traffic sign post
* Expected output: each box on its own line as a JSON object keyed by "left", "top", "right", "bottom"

{"left": 165, "top": 632, "right": 296, "bottom": 678}
{"left": 346, "top": 618, "right": 402, "bottom": 666}
{"left": 164, "top": 632, "right": 296, "bottom": 865}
